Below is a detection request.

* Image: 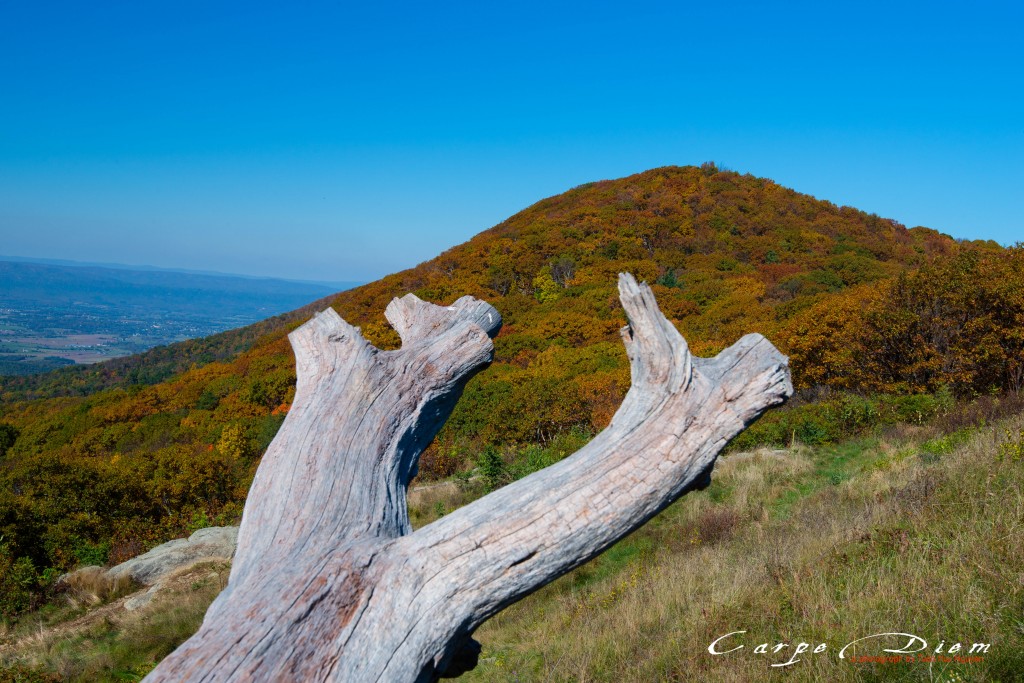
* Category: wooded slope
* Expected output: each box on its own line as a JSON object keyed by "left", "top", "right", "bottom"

{"left": 1, "top": 164, "right": 1019, "bottom": 619}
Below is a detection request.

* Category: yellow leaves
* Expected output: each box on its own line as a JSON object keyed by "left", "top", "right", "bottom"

{"left": 783, "top": 286, "right": 875, "bottom": 391}
{"left": 780, "top": 247, "right": 1024, "bottom": 395}
{"left": 535, "top": 312, "right": 617, "bottom": 347}
{"left": 575, "top": 371, "right": 628, "bottom": 430}
{"left": 361, "top": 320, "right": 401, "bottom": 350}
{"left": 685, "top": 276, "right": 773, "bottom": 346}
{"left": 532, "top": 270, "right": 561, "bottom": 303}
{"left": 216, "top": 424, "right": 249, "bottom": 462}
{"left": 649, "top": 285, "right": 699, "bottom": 321}
{"left": 798, "top": 229, "right": 833, "bottom": 255}
{"left": 93, "top": 389, "right": 162, "bottom": 424}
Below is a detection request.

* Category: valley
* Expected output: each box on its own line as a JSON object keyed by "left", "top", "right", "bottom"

{"left": 0, "top": 259, "right": 359, "bottom": 375}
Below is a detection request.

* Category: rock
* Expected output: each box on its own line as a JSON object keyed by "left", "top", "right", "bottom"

{"left": 106, "top": 526, "right": 238, "bottom": 586}
{"left": 123, "top": 584, "right": 162, "bottom": 611}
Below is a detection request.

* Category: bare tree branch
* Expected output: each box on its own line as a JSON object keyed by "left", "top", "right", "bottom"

{"left": 144, "top": 274, "right": 792, "bottom": 682}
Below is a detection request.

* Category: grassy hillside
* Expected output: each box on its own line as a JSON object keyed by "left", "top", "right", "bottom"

{"left": 2, "top": 398, "right": 1020, "bottom": 681}
{"left": 458, "top": 408, "right": 1024, "bottom": 682}
{"left": 0, "top": 164, "right": 1020, "bottom": 624}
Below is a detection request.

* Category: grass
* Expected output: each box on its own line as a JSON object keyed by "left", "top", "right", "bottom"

{"left": 0, "top": 563, "right": 229, "bottom": 682}
{"left": 3, "top": 417, "right": 1021, "bottom": 682}
{"left": 457, "top": 418, "right": 1024, "bottom": 682}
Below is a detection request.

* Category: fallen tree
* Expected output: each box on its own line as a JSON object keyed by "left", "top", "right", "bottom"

{"left": 144, "top": 273, "right": 792, "bottom": 682}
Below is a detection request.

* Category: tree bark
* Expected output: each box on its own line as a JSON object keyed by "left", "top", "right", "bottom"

{"left": 144, "top": 273, "right": 792, "bottom": 682}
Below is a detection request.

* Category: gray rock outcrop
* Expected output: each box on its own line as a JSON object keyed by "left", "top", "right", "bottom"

{"left": 106, "top": 526, "right": 238, "bottom": 585}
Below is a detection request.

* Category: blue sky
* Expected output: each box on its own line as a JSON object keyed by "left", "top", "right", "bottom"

{"left": 1, "top": 1, "right": 1021, "bottom": 283}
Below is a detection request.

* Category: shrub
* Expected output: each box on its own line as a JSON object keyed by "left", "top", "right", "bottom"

{"left": 825, "top": 393, "right": 878, "bottom": 433}
{"left": 882, "top": 393, "right": 944, "bottom": 425}
{"left": 478, "top": 446, "right": 508, "bottom": 492}
{"left": 998, "top": 427, "right": 1024, "bottom": 462}
{"left": 729, "top": 390, "right": 959, "bottom": 451}
{"left": 697, "top": 507, "right": 741, "bottom": 544}
{"left": 0, "top": 544, "right": 40, "bottom": 618}
{"left": 72, "top": 539, "right": 111, "bottom": 567}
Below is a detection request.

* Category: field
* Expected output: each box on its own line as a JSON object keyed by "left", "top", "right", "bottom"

{"left": 0, "top": 305, "right": 214, "bottom": 375}
{"left": 0, "top": 329, "right": 123, "bottom": 365}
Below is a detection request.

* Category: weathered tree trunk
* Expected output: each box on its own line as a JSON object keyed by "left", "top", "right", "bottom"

{"left": 144, "top": 274, "right": 792, "bottom": 682}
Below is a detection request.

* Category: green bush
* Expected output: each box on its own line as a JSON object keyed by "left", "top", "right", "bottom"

{"left": 0, "top": 544, "right": 40, "bottom": 618}
{"left": 729, "top": 390, "right": 959, "bottom": 451}
{"left": 194, "top": 390, "right": 219, "bottom": 410}
{"left": 825, "top": 393, "right": 878, "bottom": 433}
{"left": 794, "top": 418, "right": 830, "bottom": 445}
{"left": 998, "top": 428, "right": 1024, "bottom": 462}
{"left": 73, "top": 539, "right": 111, "bottom": 567}
{"left": 508, "top": 445, "right": 560, "bottom": 481}
{"left": 478, "top": 446, "right": 507, "bottom": 492}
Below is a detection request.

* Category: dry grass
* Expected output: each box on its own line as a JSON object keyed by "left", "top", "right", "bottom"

{"left": 408, "top": 477, "right": 482, "bottom": 528}
{"left": 0, "top": 562, "right": 230, "bottom": 682}
{"left": 57, "top": 569, "right": 137, "bottom": 611}
{"left": 460, "top": 419, "right": 1024, "bottom": 682}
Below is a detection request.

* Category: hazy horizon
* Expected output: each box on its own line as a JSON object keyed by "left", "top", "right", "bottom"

{"left": 0, "top": 253, "right": 362, "bottom": 289}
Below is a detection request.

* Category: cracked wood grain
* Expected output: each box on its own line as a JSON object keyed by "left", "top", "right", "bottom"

{"left": 143, "top": 273, "right": 792, "bottom": 683}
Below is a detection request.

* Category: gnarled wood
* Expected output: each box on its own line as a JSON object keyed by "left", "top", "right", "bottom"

{"left": 144, "top": 274, "right": 792, "bottom": 682}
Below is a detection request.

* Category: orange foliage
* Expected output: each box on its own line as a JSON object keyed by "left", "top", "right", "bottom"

{"left": 1, "top": 165, "right": 993, "bottom": 599}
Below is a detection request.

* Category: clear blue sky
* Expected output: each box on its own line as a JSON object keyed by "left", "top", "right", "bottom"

{"left": 1, "top": 1, "right": 1021, "bottom": 283}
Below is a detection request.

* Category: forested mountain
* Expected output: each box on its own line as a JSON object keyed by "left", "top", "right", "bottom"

{"left": 1, "top": 164, "right": 1021, "bottom": 617}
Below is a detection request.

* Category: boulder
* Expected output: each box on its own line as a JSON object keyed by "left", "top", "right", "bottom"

{"left": 106, "top": 526, "right": 238, "bottom": 586}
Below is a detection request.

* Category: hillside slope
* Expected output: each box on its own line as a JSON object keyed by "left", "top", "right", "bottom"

{"left": 2, "top": 164, "right": 1017, "bottom": 619}
{"left": 3, "top": 405, "right": 1020, "bottom": 681}
{"left": 457, "top": 410, "right": 1024, "bottom": 682}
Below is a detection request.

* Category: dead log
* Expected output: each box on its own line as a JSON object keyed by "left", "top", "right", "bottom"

{"left": 143, "top": 273, "right": 792, "bottom": 682}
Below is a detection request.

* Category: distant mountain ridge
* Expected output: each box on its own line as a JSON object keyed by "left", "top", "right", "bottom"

{"left": 0, "top": 259, "right": 352, "bottom": 305}
{"left": 0, "top": 254, "right": 359, "bottom": 291}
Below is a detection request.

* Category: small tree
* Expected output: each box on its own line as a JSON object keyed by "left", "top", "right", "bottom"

{"left": 477, "top": 445, "right": 506, "bottom": 492}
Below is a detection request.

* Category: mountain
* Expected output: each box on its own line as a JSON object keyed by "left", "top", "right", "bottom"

{"left": 1, "top": 164, "right": 1019, "bottom": 620}
{"left": 0, "top": 258, "right": 358, "bottom": 378}
{"left": 0, "top": 254, "right": 355, "bottom": 291}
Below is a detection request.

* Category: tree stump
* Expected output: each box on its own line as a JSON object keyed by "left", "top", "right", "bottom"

{"left": 144, "top": 273, "right": 792, "bottom": 682}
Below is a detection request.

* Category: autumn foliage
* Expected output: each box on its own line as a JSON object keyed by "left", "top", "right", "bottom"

{"left": 786, "top": 248, "right": 1024, "bottom": 395}
{"left": 0, "top": 165, "right": 1018, "bottom": 618}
